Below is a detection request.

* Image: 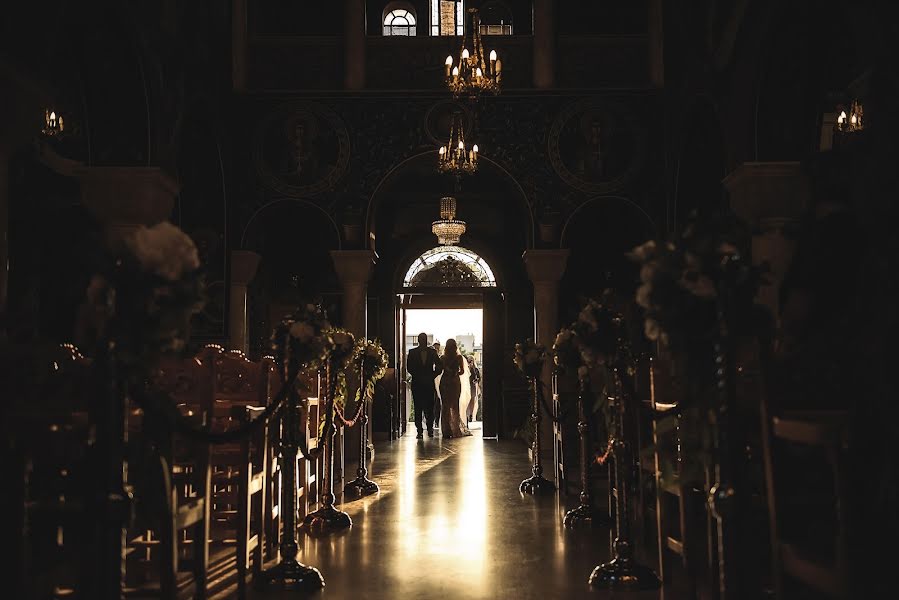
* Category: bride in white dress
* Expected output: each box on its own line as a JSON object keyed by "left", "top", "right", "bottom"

{"left": 434, "top": 339, "right": 472, "bottom": 437}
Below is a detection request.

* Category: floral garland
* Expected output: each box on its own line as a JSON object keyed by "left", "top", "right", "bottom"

{"left": 353, "top": 338, "right": 389, "bottom": 405}
{"left": 513, "top": 339, "right": 546, "bottom": 379}
{"left": 82, "top": 222, "right": 205, "bottom": 380}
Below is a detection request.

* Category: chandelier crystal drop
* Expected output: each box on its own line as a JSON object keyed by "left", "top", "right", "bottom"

{"left": 432, "top": 196, "right": 467, "bottom": 246}
{"left": 444, "top": 8, "right": 501, "bottom": 98}
{"left": 438, "top": 112, "right": 478, "bottom": 176}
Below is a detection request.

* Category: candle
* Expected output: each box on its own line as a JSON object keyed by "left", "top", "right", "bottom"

{"left": 461, "top": 48, "right": 469, "bottom": 61}
{"left": 475, "top": 67, "right": 483, "bottom": 79}
{"left": 452, "top": 66, "right": 459, "bottom": 80}
{"left": 445, "top": 55, "right": 453, "bottom": 78}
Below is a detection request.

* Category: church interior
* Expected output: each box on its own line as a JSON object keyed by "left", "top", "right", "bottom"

{"left": 1, "top": 1, "right": 896, "bottom": 598}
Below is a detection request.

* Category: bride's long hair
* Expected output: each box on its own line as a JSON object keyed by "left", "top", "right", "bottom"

{"left": 442, "top": 338, "right": 461, "bottom": 370}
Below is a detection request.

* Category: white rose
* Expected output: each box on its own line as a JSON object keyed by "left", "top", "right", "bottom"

{"left": 636, "top": 284, "right": 652, "bottom": 309}
{"left": 125, "top": 222, "right": 200, "bottom": 281}
{"left": 290, "top": 322, "right": 315, "bottom": 342}
{"left": 629, "top": 240, "right": 656, "bottom": 262}
{"left": 644, "top": 318, "right": 661, "bottom": 341}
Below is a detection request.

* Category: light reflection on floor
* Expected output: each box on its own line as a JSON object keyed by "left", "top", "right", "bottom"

{"left": 247, "top": 427, "right": 664, "bottom": 600}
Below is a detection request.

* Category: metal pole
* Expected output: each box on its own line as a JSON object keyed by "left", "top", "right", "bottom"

{"left": 520, "top": 375, "right": 555, "bottom": 494}
{"left": 302, "top": 362, "right": 352, "bottom": 536}
{"left": 564, "top": 375, "right": 608, "bottom": 528}
{"left": 256, "top": 337, "right": 324, "bottom": 591}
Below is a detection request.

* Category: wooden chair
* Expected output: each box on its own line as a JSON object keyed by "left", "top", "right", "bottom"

{"left": 128, "top": 350, "right": 213, "bottom": 599}
{"left": 647, "top": 356, "right": 712, "bottom": 599}
{"left": 760, "top": 405, "right": 851, "bottom": 598}
{"left": 206, "top": 348, "right": 273, "bottom": 599}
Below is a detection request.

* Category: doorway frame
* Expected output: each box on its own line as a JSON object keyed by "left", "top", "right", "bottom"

{"left": 396, "top": 288, "right": 501, "bottom": 439}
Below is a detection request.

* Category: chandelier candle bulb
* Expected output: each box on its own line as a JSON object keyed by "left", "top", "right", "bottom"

{"left": 445, "top": 55, "right": 453, "bottom": 78}
{"left": 462, "top": 48, "right": 469, "bottom": 60}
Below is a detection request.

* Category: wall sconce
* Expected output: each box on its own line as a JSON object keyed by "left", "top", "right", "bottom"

{"left": 835, "top": 99, "right": 863, "bottom": 133}
{"left": 42, "top": 109, "right": 65, "bottom": 137}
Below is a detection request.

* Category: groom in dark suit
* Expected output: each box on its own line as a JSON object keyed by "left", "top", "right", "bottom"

{"left": 407, "top": 333, "right": 442, "bottom": 438}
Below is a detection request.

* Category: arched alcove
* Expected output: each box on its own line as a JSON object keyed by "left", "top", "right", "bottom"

{"left": 559, "top": 195, "right": 656, "bottom": 325}
{"left": 241, "top": 199, "right": 342, "bottom": 358}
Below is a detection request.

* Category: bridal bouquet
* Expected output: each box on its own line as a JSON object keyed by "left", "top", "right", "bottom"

{"left": 513, "top": 339, "right": 546, "bottom": 379}
{"left": 82, "top": 221, "right": 205, "bottom": 378}
{"left": 271, "top": 303, "right": 332, "bottom": 373}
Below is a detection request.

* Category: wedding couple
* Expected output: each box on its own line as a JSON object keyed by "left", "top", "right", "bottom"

{"left": 407, "top": 333, "right": 474, "bottom": 439}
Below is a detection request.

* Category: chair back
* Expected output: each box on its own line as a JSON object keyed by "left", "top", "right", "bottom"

{"left": 761, "top": 384, "right": 852, "bottom": 597}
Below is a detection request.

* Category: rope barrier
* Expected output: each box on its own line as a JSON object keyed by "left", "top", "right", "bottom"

{"left": 132, "top": 367, "right": 300, "bottom": 445}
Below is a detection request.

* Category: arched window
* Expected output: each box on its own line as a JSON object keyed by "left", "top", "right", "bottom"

{"left": 403, "top": 246, "right": 497, "bottom": 288}
{"left": 480, "top": 1, "right": 513, "bottom": 35}
{"left": 383, "top": 6, "right": 417, "bottom": 36}
{"left": 430, "top": 0, "right": 464, "bottom": 36}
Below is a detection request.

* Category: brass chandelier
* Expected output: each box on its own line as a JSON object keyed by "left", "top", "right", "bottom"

{"left": 444, "top": 8, "right": 502, "bottom": 98}
{"left": 432, "top": 196, "right": 466, "bottom": 246}
{"left": 438, "top": 112, "right": 478, "bottom": 176}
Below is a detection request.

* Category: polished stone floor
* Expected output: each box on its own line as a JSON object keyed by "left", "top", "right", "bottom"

{"left": 247, "top": 426, "right": 666, "bottom": 600}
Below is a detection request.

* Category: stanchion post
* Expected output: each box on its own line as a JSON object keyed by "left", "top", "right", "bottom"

{"left": 520, "top": 374, "right": 555, "bottom": 494}
{"left": 302, "top": 361, "right": 352, "bottom": 536}
{"left": 563, "top": 374, "right": 609, "bottom": 528}
{"left": 256, "top": 338, "right": 325, "bottom": 592}
{"left": 589, "top": 362, "right": 661, "bottom": 590}
{"left": 344, "top": 361, "right": 379, "bottom": 497}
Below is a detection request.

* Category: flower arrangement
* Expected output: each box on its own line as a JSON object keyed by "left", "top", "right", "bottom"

{"left": 82, "top": 221, "right": 205, "bottom": 378}
{"left": 324, "top": 328, "right": 356, "bottom": 370}
{"left": 552, "top": 327, "right": 582, "bottom": 375}
{"left": 629, "top": 211, "right": 767, "bottom": 487}
{"left": 629, "top": 210, "right": 764, "bottom": 367}
{"left": 513, "top": 339, "right": 547, "bottom": 379}
{"left": 571, "top": 295, "right": 622, "bottom": 370}
{"left": 271, "top": 303, "right": 332, "bottom": 373}
{"left": 353, "top": 338, "right": 389, "bottom": 403}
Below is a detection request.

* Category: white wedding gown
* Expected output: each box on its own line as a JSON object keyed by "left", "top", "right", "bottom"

{"left": 435, "top": 356, "right": 472, "bottom": 436}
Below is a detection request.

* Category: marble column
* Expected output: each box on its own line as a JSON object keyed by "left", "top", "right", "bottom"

{"left": 533, "top": 0, "right": 556, "bottom": 89}
{"left": 76, "top": 166, "right": 178, "bottom": 248}
{"left": 344, "top": 0, "right": 366, "bottom": 90}
{"left": 723, "top": 162, "right": 808, "bottom": 317}
{"left": 229, "top": 250, "right": 261, "bottom": 356}
{"left": 523, "top": 249, "right": 569, "bottom": 475}
{"left": 330, "top": 249, "right": 377, "bottom": 489}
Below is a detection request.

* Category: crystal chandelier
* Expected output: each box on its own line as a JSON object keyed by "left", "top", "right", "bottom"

{"left": 444, "top": 8, "right": 501, "bottom": 98}
{"left": 432, "top": 196, "right": 467, "bottom": 246}
{"left": 438, "top": 112, "right": 478, "bottom": 176}
{"left": 42, "top": 109, "right": 64, "bottom": 137}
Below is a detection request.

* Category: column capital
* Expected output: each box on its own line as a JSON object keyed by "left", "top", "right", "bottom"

{"left": 523, "top": 249, "right": 570, "bottom": 284}
{"left": 231, "top": 250, "right": 261, "bottom": 286}
{"left": 330, "top": 249, "right": 377, "bottom": 287}
{"left": 76, "top": 166, "right": 179, "bottom": 227}
{"left": 722, "top": 161, "right": 809, "bottom": 226}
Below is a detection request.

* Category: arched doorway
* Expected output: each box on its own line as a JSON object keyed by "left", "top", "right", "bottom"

{"left": 363, "top": 152, "right": 535, "bottom": 442}
{"left": 396, "top": 244, "right": 504, "bottom": 439}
